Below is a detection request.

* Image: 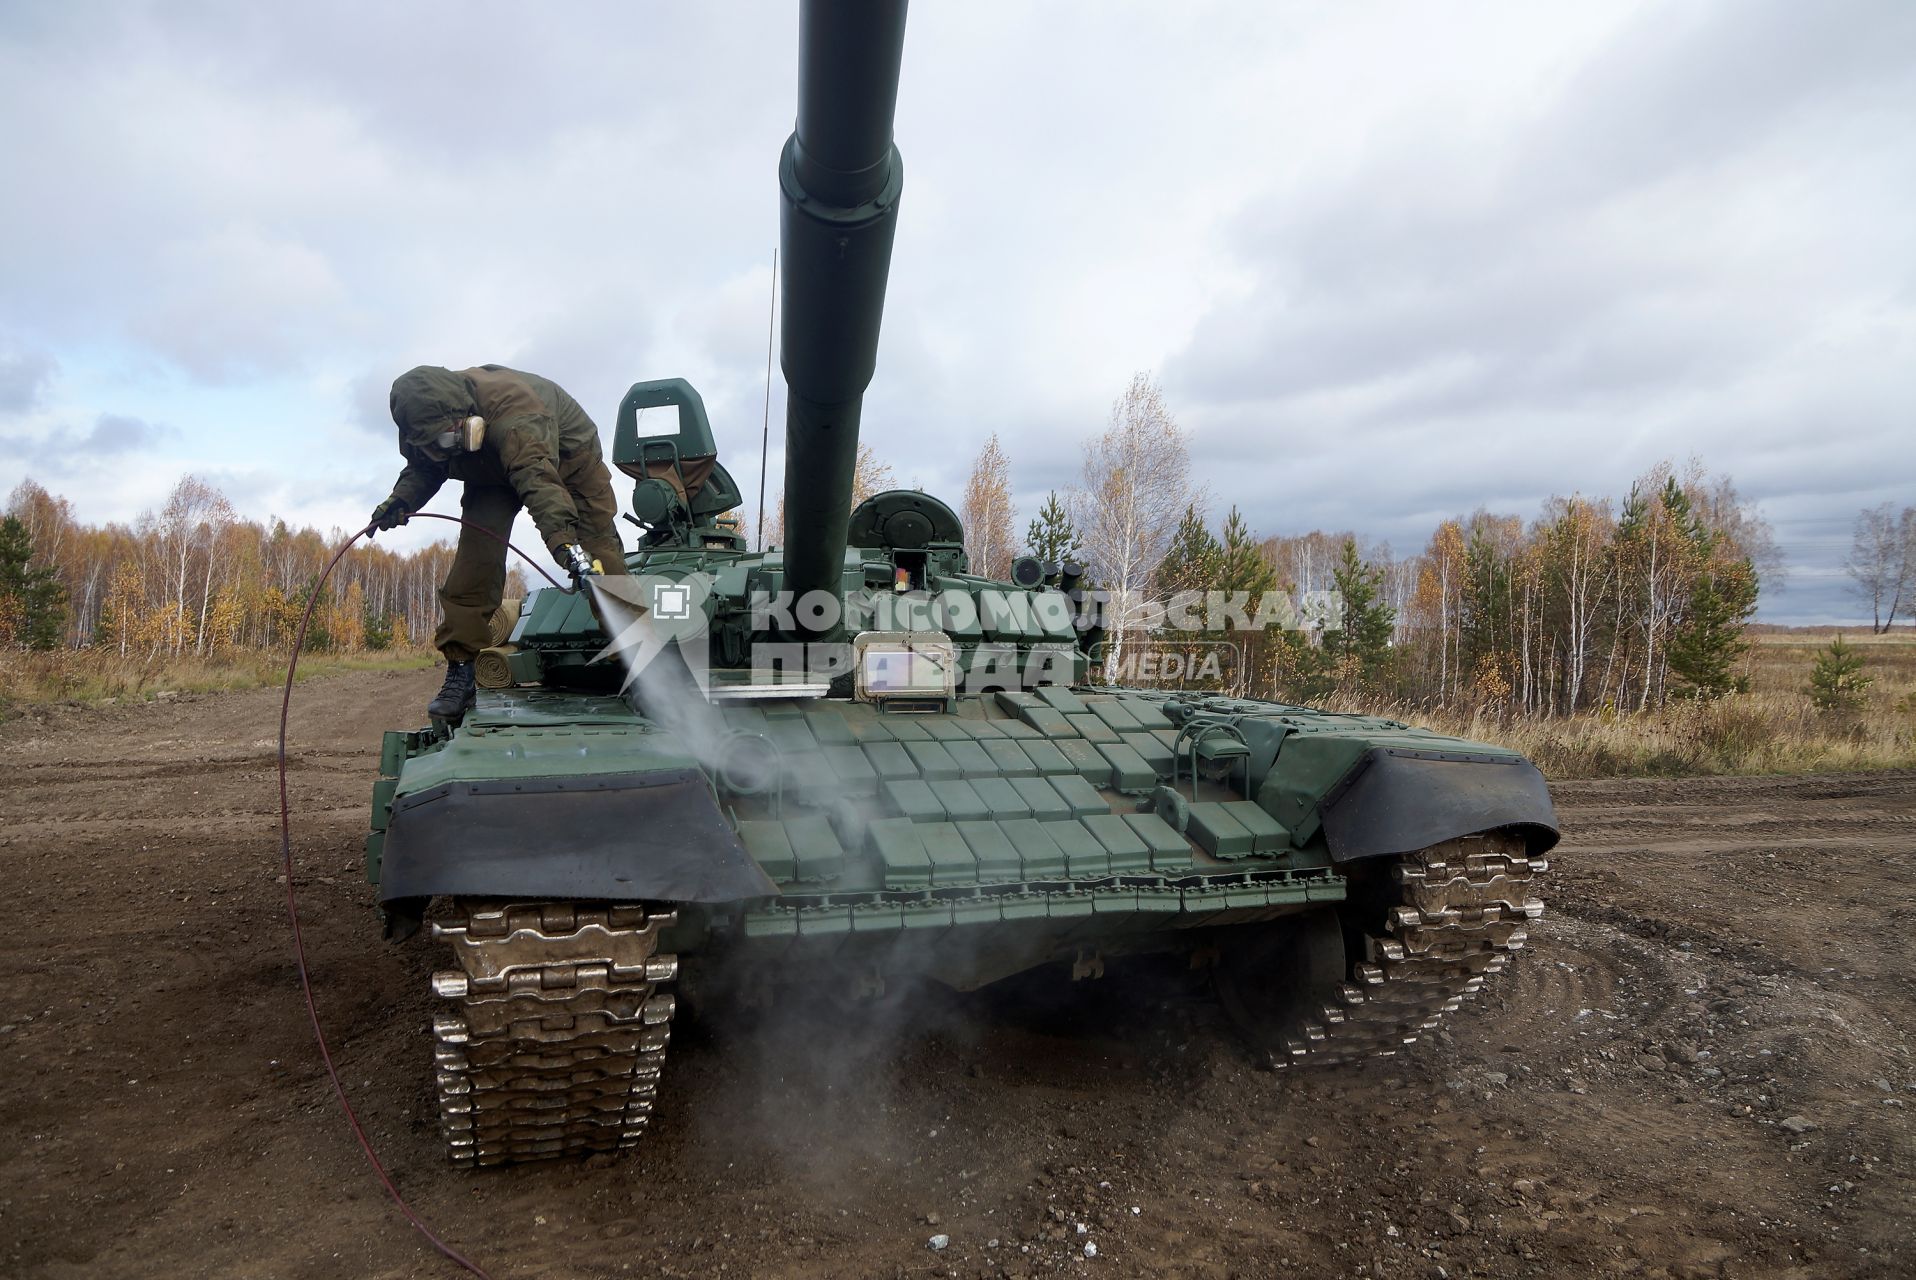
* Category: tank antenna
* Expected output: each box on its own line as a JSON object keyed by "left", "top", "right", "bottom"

{"left": 757, "top": 245, "right": 778, "bottom": 551}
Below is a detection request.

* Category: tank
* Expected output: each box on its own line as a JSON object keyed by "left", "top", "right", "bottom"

{"left": 366, "top": 0, "right": 1557, "bottom": 1168}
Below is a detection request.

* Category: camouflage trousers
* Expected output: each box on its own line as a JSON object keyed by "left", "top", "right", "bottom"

{"left": 434, "top": 460, "right": 629, "bottom": 663}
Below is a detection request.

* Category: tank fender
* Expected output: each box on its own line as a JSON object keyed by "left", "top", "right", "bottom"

{"left": 378, "top": 767, "right": 777, "bottom": 904}
{"left": 1317, "top": 747, "right": 1559, "bottom": 862}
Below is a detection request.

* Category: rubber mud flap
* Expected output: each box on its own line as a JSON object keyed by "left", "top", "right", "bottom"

{"left": 1318, "top": 747, "right": 1559, "bottom": 862}
{"left": 379, "top": 768, "right": 778, "bottom": 903}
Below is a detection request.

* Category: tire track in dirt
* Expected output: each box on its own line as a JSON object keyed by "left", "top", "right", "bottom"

{"left": 1, "top": 675, "right": 1911, "bottom": 1279}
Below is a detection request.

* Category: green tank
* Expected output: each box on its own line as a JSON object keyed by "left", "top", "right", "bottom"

{"left": 367, "top": 0, "right": 1556, "bottom": 1168}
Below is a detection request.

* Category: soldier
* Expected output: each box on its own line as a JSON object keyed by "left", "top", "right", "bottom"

{"left": 369, "top": 364, "right": 630, "bottom": 722}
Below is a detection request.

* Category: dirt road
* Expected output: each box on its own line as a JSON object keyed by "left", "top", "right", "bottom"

{"left": 1, "top": 669, "right": 1911, "bottom": 1279}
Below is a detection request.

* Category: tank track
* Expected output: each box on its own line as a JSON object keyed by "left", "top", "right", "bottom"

{"left": 422, "top": 836, "right": 1539, "bottom": 1161}
{"left": 1276, "top": 831, "right": 1548, "bottom": 1067}
{"left": 429, "top": 901, "right": 678, "bottom": 1167}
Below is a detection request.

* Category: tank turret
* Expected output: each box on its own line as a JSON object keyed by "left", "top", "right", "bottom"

{"left": 776, "top": 0, "right": 907, "bottom": 632}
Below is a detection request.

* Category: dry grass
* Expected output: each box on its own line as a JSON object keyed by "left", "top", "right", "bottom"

{"left": 0, "top": 646, "right": 435, "bottom": 719}
{"left": 1414, "top": 692, "right": 1914, "bottom": 780}
{"left": 7, "top": 631, "right": 1914, "bottom": 779}
{"left": 1335, "top": 629, "right": 1916, "bottom": 779}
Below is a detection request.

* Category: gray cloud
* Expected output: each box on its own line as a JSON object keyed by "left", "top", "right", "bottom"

{"left": 81, "top": 415, "right": 160, "bottom": 454}
{"left": 0, "top": 0, "right": 1910, "bottom": 627}
{"left": 348, "top": 366, "right": 398, "bottom": 437}
{"left": 0, "top": 347, "right": 56, "bottom": 415}
{"left": 83, "top": 413, "right": 169, "bottom": 453}
{"left": 1521, "top": 0, "right": 1916, "bottom": 202}
{"left": 1153, "top": 0, "right": 1915, "bottom": 627}
{"left": 12, "top": 413, "right": 176, "bottom": 467}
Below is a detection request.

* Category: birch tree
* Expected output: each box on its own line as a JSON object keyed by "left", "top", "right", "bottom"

{"left": 192, "top": 488, "right": 237, "bottom": 654}
{"left": 959, "top": 432, "right": 1015, "bottom": 580}
{"left": 1535, "top": 496, "right": 1614, "bottom": 714}
{"left": 1845, "top": 502, "right": 1914, "bottom": 633}
{"left": 1073, "top": 372, "right": 1195, "bottom": 674}
{"left": 1413, "top": 520, "right": 1466, "bottom": 702}
{"left": 1612, "top": 471, "right": 1696, "bottom": 710}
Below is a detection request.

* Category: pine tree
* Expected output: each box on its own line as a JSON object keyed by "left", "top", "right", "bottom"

{"left": 0, "top": 515, "right": 68, "bottom": 650}
{"left": 363, "top": 606, "right": 395, "bottom": 651}
{"left": 1154, "top": 505, "right": 1221, "bottom": 602}
{"left": 1658, "top": 475, "right": 1759, "bottom": 699}
{"left": 1322, "top": 538, "right": 1395, "bottom": 691}
{"left": 1459, "top": 515, "right": 1520, "bottom": 705}
{"left": 1214, "top": 508, "right": 1278, "bottom": 694}
{"left": 1667, "top": 557, "right": 1757, "bottom": 697}
{"left": 1150, "top": 505, "right": 1221, "bottom": 689}
{"left": 1214, "top": 507, "right": 1276, "bottom": 599}
{"left": 1024, "top": 490, "right": 1083, "bottom": 568}
{"left": 1807, "top": 635, "right": 1871, "bottom": 711}
{"left": 287, "top": 580, "right": 332, "bottom": 652}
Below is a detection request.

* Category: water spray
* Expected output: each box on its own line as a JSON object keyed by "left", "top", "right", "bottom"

{"left": 585, "top": 576, "right": 733, "bottom": 765}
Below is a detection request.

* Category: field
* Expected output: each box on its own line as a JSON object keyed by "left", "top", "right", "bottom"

{"left": 0, "top": 647, "right": 435, "bottom": 718}
{"left": 1, "top": 666, "right": 1912, "bottom": 1279}
{"left": 1331, "top": 630, "right": 1916, "bottom": 780}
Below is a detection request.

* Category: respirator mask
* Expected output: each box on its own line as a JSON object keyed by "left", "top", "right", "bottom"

{"left": 432, "top": 416, "right": 486, "bottom": 455}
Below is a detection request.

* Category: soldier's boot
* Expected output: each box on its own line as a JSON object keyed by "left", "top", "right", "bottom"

{"left": 427, "top": 661, "right": 477, "bottom": 726}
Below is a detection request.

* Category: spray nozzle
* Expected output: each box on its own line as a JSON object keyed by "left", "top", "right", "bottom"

{"left": 560, "top": 543, "right": 601, "bottom": 584}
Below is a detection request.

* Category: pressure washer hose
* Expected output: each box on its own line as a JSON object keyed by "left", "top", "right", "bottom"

{"left": 275, "top": 512, "right": 570, "bottom": 1279}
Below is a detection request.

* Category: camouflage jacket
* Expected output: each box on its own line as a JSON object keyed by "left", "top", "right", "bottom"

{"left": 385, "top": 364, "right": 604, "bottom": 553}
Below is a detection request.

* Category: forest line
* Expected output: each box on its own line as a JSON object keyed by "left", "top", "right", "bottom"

{"left": 0, "top": 370, "right": 1863, "bottom": 728}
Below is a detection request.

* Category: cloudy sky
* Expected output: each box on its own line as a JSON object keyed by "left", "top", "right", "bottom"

{"left": 1, "top": 0, "right": 1910, "bottom": 623}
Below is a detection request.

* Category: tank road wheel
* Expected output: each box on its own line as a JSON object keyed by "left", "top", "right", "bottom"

{"left": 1221, "top": 830, "right": 1547, "bottom": 1069}
{"left": 428, "top": 901, "right": 680, "bottom": 1167}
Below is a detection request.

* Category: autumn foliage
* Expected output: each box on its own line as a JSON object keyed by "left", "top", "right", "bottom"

{"left": 3, "top": 476, "right": 521, "bottom": 660}
{"left": 9, "top": 370, "right": 1899, "bottom": 766}
{"left": 1392, "top": 464, "right": 1769, "bottom": 714}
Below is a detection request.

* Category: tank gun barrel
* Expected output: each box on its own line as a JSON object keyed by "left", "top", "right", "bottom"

{"left": 778, "top": 0, "right": 907, "bottom": 630}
